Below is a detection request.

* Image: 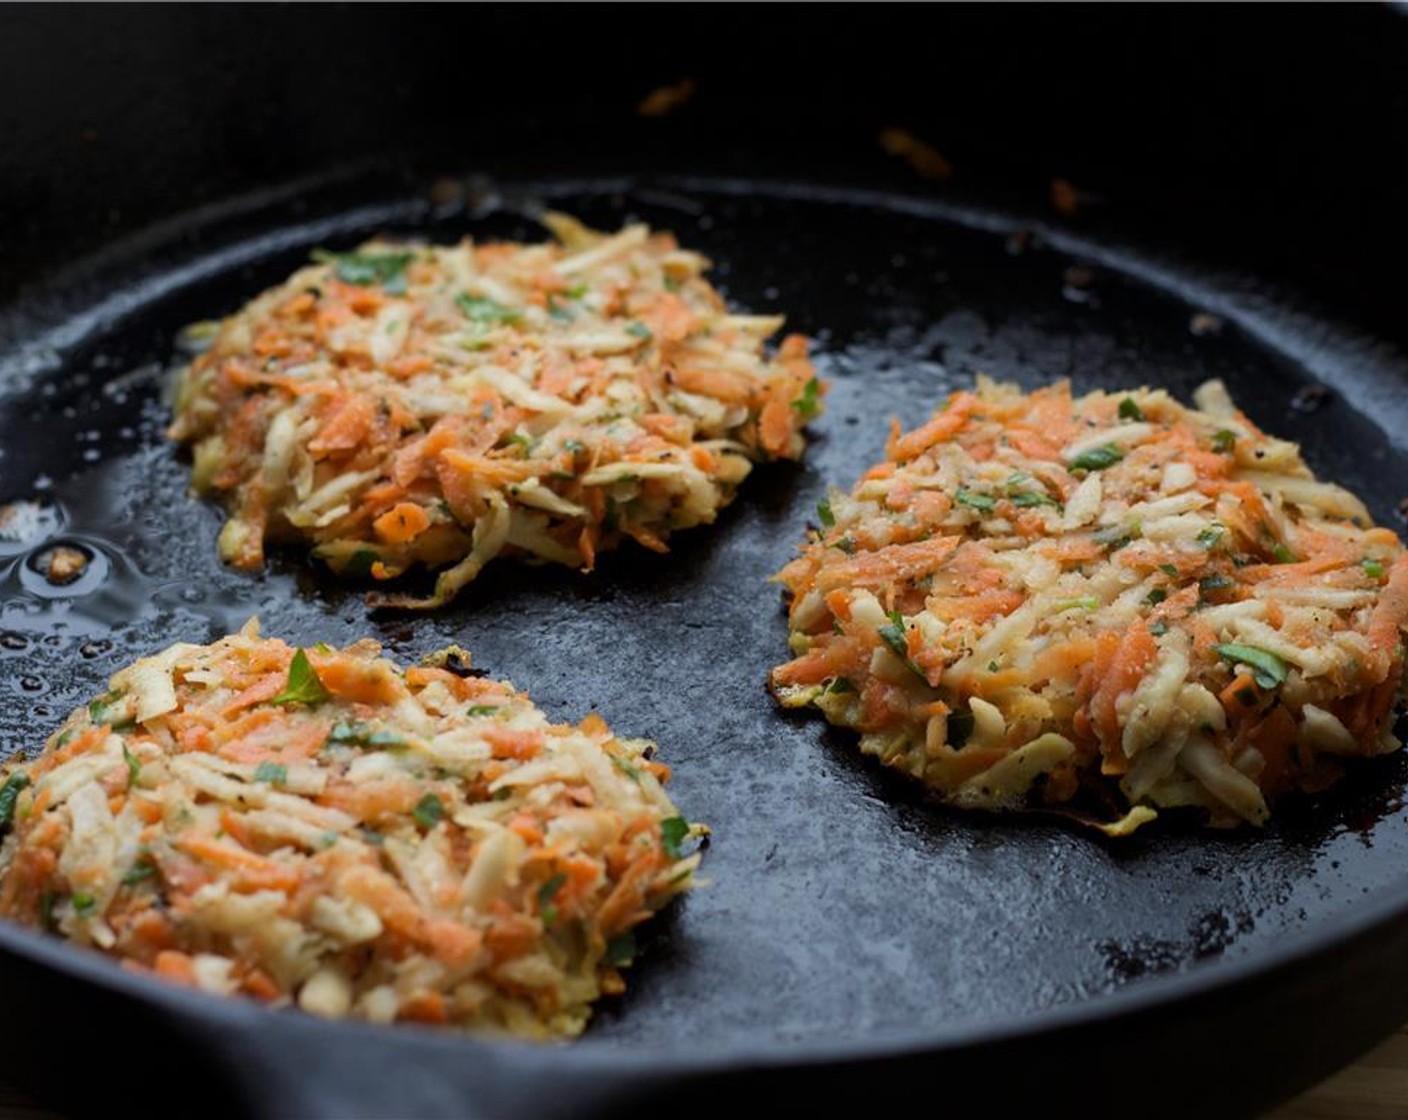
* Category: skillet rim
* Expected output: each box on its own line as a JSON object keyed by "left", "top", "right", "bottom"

{"left": 1, "top": 172, "right": 1407, "bottom": 1083}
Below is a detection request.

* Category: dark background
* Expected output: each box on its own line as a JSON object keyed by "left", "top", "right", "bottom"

{"left": 1, "top": 4, "right": 1406, "bottom": 349}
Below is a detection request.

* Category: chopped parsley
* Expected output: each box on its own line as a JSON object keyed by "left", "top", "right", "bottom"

{"left": 253, "top": 761, "right": 287, "bottom": 786}
{"left": 606, "top": 930, "right": 636, "bottom": 966}
{"left": 816, "top": 498, "right": 836, "bottom": 528}
{"left": 87, "top": 692, "right": 134, "bottom": 730}
{"left": 1009, "top": 489, "right": 1061, "bottom": 509}
{"left": 312, "top": 249, "right": 414, "bottom": 292}
{"left": 121, "top": 860, "right": 157, "bottom": 887}
{"left": 1144, "top": 588, "right": 1168, "bottom": 606}
{"left": 1196, "top": 524, "right": 1225, "bottom": 549}
{"left": 538, "top": 872, "right": 568, "bottom": 926}
{"left": 955, "top": 489, "right": 996, "bottom": 514}
{"left": 1213, "top": 643, "right": 1289, "bottom": 689}
{"left": 876, "top": 611, "right": 928, "bottom": 682}
{"left": 72, "top": 892, "right": 96, "bottom": 916}
{"left": 1199, "top": 574, "right": 1236, "bottom": 593}
{"left": 413, "top": 793, "right": 446, "bottom": 830}
{"left": 792, "top": 377, "right": 823, "bottom": 420}
{"left": 122, "top": 744, "right": 141, "bottom": 786}
{"left": 328, "top": 722, "right": 408, "bottom": 749}
{"left": 1159, "top": 563, "right": 1180, "bottom": 578}
{"left": 0, "top": 772, "right": 29, "bottom": 830}
{"left": 271, "top": 649, "right": 331, "bottom": 707}
{"left": 660, "top": 817, "right": 690, "bottom": 859}
{"left": 1211, "top": 429, "right": 1237, "bottom": 454}
{"left": 1118, "top": 397, "right": 1145, "bottom": 421}
{"left": 1271, "top": 542, "right": 1296, "bottom": 564}
{"left": 1364, "top": 558, "right": 1386, "bottom": 580}
{"left": 343, "top": 548, "right": 379, "bottom": 578}
{"left": 455, "top": 293, "right": 521, "bottom": 324}
{"left": 825, "top": 676, "right": 856, "bottom": 695}
{"left": 947, "top": 708, "right": 975, "bottom": 749}
{"left": 1070, "top": 445, "right": 1124, "bottom": 472}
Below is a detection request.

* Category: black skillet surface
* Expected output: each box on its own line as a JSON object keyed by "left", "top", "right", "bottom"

{"left": 3, "top": 173, "right": 1408, "bottom": 1119}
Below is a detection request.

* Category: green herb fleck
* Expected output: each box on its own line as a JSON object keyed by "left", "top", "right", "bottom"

{"left": 825, "top": 677, "right": 856, "bottom": 695}
{"left": 1070, "top": 445, "right": 1125, "bottom": 472}
{"left": 538, "top": 872, "right": 567, "bottom": 925}
{"left": 313, "top": 249, "right": 414, "bottom": 292}
{"left": 1053, "top": 596, "right": 1100, "bottom": 612}
{"left": 72, "top": 892, "right": 96, "bottom": 917}
{"left": 1272, "top": 543, "right": 1295, "bottom": 564}
{"left": 413, "top": 793, "right": 445, "bottom": 830}
{"left": 1144, "top": 588, "right": 1168, "bottom": 606}
{"left": 955, "top": 489, "right": 996, "bottom": 514}
{"left": 271, "top": 649, "right": 331, "bottom": 707}
{"left": 538, "top": 873, "right": 567, "bottom": 904}
{"left": 253, "top": 761, "right": 287, "bottom": 786}
{"left": 1196, "top": 524, "right": 1225, "bottom": 549}
{"left": 607, "top": 930, "right": 636, "bottom": 966}
{"left": 1159, "top": 563, "right": 1179, "bottom": 578}
{"left": 1364, "top": 558, "right": 1386, "bottom": 580}
{"left": 122, "top": 744, "right": 141, "bottom": 786}
{"left": 87, "top": 692, "right": 134, "bottom": 730}
{"left": 0, "top": 773, "right": 29, "bottom": 831}
{"left": 660, "top": 817, "right": 690, "bottom": 859}
{"left": 1199, "top": 574, "right": 1236, "bottom": 594}
{"left": 816, "top": 498, "right": 836, "bottom": 528}
{"left": 1009, "top": 490, "right": 1061, "bottom": 509}
{"left": 835, "top": 535, "right": 856, "bottom": 554}
{"left": 1211, "top": 429, "right": 1237, "bottom": 454}
{"left": 121, "top": 860, "right": 157, "bottom": 887}
{"left": 947, "top": 709, "right": 975, "bottom": 749}
{"left": 343, "top": 548, "right": 379, "bottom": 578}
{"left": 877, "top": 611, "right": 928, "bottom": 681}
{"left": 1213, "top": 643, "right": 1289, "bottom": 690}
{"left": 456, "top": 293, "right": 521, "bottom": 324}
{"left": 464, "top": 705, "right": 500, "bottom": 718}
{"left": 328, "top": 722, "right": 408, "bottom": 749}
{"left": 1118, "top": 397, "right": 1145, "bottom": 421}
{"left": 792, "top": 377, "right": 822, "bottom": 420}
{"left": 566, "top": 283, "right": 589, "bottom": 299}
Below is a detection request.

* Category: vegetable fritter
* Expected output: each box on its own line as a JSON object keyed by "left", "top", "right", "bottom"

{"left": 0, "top": 623, "right": 702, "bottom": 1036}
{"left": 771, "top": 377, "right": 1408, "bottom": 833}
{"left": 170, "top": 213, "right": 822, "bottom": 608}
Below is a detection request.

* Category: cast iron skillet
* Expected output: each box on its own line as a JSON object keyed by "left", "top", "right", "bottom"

{"left": 3, "top": 7, "right": 1408, "bottom": 1119}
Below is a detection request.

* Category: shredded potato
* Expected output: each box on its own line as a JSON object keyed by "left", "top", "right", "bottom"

{"left": 169, "top": 214, "right": 822, "bottom": 608}
{"left": 770, "top": 378, "right": 1408, "bottom": 830}
{"left": 0, "top": 622, "right": 702, "bottom": 1037}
